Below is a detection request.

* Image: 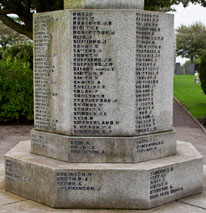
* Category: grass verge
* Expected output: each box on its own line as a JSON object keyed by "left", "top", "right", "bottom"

{"left": 174, "top": 74, "right": 206, "bottom": 120}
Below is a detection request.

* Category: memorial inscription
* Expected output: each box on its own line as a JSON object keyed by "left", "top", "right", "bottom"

{"left": 32, "top": 134, "right": 48, "bottom": 149}
{"left": 136, "top": 13, "right": 162, "bottom": 135}
{"left": 136, "top": 138, "right": 164, "bottom": 153}
{"left": 5, "top": 159, "right": 32, "bottom": 183}
{"left": 34, "top": 15, "right": 58, "bottom": 131}
{"left": 150, "top": 167, "right": 184, "bottom": 200}
{"left": 72, "top": 11, "right": 119, "bottom": 135}
{"left": 31, "top": 128, "right": 176, "bottom": 163}
{"left": 56, "top": 171, "right": 101, "bottom": 191}
{"left": 70, "top": 140, "right": 105, "bottom": 155}
{"left": 33, "top": 11, "right": 174, "bottom": 136}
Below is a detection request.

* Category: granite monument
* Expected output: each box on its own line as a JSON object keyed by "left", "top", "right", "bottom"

{"left": 4, "top": 0, "right": 203, "bottom": 209}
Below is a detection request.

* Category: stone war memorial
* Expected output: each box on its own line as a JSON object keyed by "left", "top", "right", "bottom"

{"left": 4, "top": 0, "right": 203, "bottom": 210}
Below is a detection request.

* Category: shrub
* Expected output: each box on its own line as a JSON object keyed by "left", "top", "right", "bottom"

{"left": 0, "top": 57, "right": 33, "bottom": 123}
{"left": 199, "top": 52, "right": 206, "bottom": 95}
{"left": 3, "top": 41, "right": 33, "bottom": 69}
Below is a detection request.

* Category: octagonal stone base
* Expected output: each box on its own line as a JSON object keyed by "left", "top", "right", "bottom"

{"left": 4, "top": 141, "right": 203, "bottom": 209}
{"left": 31, "top": 129, "right": 176, "bottom": 163}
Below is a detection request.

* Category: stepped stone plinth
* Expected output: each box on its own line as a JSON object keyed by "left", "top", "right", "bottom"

{"left": 5, "top": 141, "right": 202, "bottom": 209}
{"left": 31, "top": 129, "right": 176, "bottom": 163}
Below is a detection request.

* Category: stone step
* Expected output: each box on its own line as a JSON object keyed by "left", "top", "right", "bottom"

{"left": 5, "top": 141, "right": 203, "bottom": 209}
{"left": 31, "top": 129, "right": 176, "bottom": 163}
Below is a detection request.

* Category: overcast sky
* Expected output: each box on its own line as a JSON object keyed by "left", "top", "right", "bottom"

{"left": 169, "top": 3, "right": 206, "bottom": 64}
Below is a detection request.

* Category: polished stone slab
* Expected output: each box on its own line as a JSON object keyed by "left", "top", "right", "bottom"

{"left": 5, "top": 141, "right": 202, "bottom": 209}
{"left": 31, "top": 129, "right": 176, "bottom": 163}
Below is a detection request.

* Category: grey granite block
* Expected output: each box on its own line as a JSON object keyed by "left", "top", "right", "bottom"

{"left": 5, "top": 141, "right": 203, "bottom": 209}
{"left": 64, "top": 0, "right": 144, "bottom": 9}
{"left": 31, "top": 129, "right": 176, "bottom": 163}
{"left": 33, "top": 9, "right": 174, "bottom": 137}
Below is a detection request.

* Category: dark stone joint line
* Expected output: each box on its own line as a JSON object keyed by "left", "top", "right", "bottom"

{"left": 0, "top": 200, "right": 27, "bottom": 207}
{"left": 178, "top": 200, "right": 206, "bottom": 210}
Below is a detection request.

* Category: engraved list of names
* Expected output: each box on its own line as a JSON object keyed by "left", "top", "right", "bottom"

{"left": 33, "top": 11, "right": 173, "bottom": 136}
{"left": 72, "top": 12, "right": 120, "bottom": 135}
{"left": 34, "top": 15, "right": 58, "bottom": 131}
{"left": 136, "top": 13, "right": 163, "bottom": 135}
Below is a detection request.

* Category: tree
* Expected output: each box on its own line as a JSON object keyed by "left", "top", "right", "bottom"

{"left": 0, "top": 21, "right": 28, "bottom": 50}
{"left": 176, "top": 22, "right": 206, "bottom": 63}
{"left": 3, "top": 41, "right": 33, "bottom": 68}
{"left": 0, "top": 0, "right": 63, "bottom": 39}
{"left": 0, "top": 0, "right": 206, "bottom": 39}
{"left": 145, "top": 0, "right": 206, "bottom": 12}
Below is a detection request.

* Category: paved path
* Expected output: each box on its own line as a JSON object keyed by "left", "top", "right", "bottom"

{"left": 0, "top": 125, "right": 32, "bottom": 163}
{"left": 173, "top": 98, "right": 206, "bottom": 164}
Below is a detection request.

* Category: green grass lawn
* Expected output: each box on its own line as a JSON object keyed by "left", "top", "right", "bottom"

{"left": 174, "top": 74, "right": 206, "bottom": 120}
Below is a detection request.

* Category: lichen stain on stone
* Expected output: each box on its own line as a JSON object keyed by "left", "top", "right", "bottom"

{"left": 45, "top": 15, "right": 57, "bottom": 130}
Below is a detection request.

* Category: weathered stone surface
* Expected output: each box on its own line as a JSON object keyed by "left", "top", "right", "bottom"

{"left": 5, "top": 141, "right": 203, "bottom": 209}
{"left": 64, "top": 0, "right": 144, "bottom": 9}
{"left": 1, "top": 165, "right": 206, "bottom": 212}
{"left": 31, "top": 129, "right": 176, "bottom": 163}
{"left": 179, "top": 165, "right": 206, "bottom": 210}
{"left": 0, "top": 166, "right": 26, "bottom": 206}
{"left": 0, "top": 164, "right": 4, "bottom": 179}
{"left": 33, "top": 10, "right": 174, "bottom": 137}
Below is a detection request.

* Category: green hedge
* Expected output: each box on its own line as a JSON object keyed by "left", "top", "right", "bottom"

{"left": 199, "top": 52, "right": 206, "bottom": 95}
{"left": 0, "top": 57, "right": 33, "bottom": 123}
